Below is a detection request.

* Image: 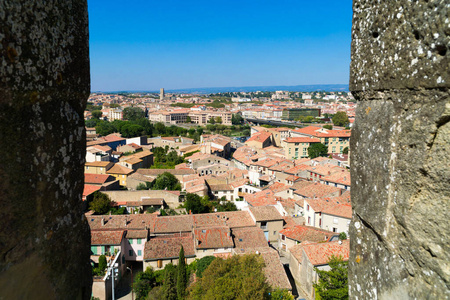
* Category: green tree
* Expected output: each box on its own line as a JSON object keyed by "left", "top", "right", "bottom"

{"left": 323, "top": 124, "right": 333, "bottom": 130}
{"left": 270, "top": 288, "right": 294, "bottom": 300}
{"left": 95, "top": 121, "right": 116, "bottom": 136}
{"left": 186, "top": 116, "right": 192, "bottom": 123}
{"left": 136, "top": 182, "right": 152, "bottom": 190}
{"left": 85, "top": 118, "right": 98, "bottom": 128}
{"left": 89, "top": 191, "right": 111, "bottom": 214}
{"left": 232, "top": 114, "right": 244, "bottom": 125}
{"left": 150, "top": 172, "right": 181, "bottom": 191}
{"left": 184, "top": 193, "right": 211, "bottom": 214}
{"left": 332, "top": 111, "right": 349, "bottom": 127}
{"left": 123, "top": 107, "right": 145, "bottom": 121}
{"left": 133, "top": 267, "right": 156, "bottom": 300}
{"left": 189, "top": 254, "right": 270, "bottom": 300}
{"left": 154, "top": 122, "right": 166, "bottom": 135}
{"left": 308, "top": 143, "right": 329, "bottom": 159}
{"left": 98, "top": 255, "right": 107, "bottom": 271}
{"left": 196, "top": 127, "right": 204, "bottom": 135}
{"left": 215, "top": 201, "right": 238, "bottom": 212}
{"left": 162, "top": 264, "right": 177, "bottom": 300}
{"left": 208, "top": 117, "right": 215, "bottom": 124}
{"left": 196, "top": 256, "right": 216, "bottom": 278}
{"left": 339, "top": 232, "right": 347, "bottom": 240}
{"left": 215, "top": 117, "right": 222, "bottom": 124}
{"left": 342, "top": 147, "right": 349, "bottom": 154}
{"left": 92, "top": 110, "right": 102, "bottom": 119}
{"left": 314, "top": 255, "right": 348, "bottom": 300}
{"left": 177, "top": 246, "right": 187, "bottom": 300}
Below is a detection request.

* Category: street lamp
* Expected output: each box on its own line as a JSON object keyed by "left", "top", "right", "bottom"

{"left": 107, "top": 262, "right": 119, "bottom": 300}
{"left": 127, "top": 266, "right": 134, "bottom": 300}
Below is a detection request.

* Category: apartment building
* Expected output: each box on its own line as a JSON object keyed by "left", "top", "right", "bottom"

{"left": 290, "top": 126, "right": 351, "bottom": 154}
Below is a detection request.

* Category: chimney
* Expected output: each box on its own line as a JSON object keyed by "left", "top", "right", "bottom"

{"left": 101, "top": 217, "right": 105, "bottom": 226}
{"left": 124, "top": 216, "right": 128, "bottom": 227}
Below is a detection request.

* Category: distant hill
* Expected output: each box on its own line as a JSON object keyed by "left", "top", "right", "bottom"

{"left": 98, "top": 84, "right": 349, "bottom": 95}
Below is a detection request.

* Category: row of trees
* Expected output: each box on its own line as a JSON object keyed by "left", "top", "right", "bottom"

{"left": 133, "top": 246, "right": 190, "bottom": 300}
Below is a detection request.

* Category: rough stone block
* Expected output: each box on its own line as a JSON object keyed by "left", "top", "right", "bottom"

{"left": 350, "top": 0, "right": 450, "bottom": 91}
{"left": 350, "top": 90, "right": 449, "bottom": 299}
{"left": 0, "top": 1, "right": 91, "bottom": 299}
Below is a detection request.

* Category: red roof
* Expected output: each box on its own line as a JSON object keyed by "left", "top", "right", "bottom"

{"left": 83, "top": 184, "right": 101, "bottom": 199}
{"left": 85, "top": 173, "right": 113, "bottom": 185}
{"left": 284, "top": 137, "right": 321, "bottom": 143}
{"left": 246, "top": 132, "right": 272, "bottom": 144}
{"left": 292, "top": 126, "right": 351, "bottom": 138}
{"left": 91, "top": 230, "right": 125, "bottom": 245}
{"left": 280, "top": 225, "right": 334, "bottom": 243}
{"left": 298, "top": 240, "right": 350, "bottom": 266}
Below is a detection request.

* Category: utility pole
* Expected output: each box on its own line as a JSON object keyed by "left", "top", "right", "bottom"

{"left": 108, "top": 262, "right": 119, "bottom": 300}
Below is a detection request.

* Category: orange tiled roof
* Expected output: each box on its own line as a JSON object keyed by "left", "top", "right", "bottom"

{"left": 85, "top": 174, "right": 114, "bottom": 184}
{"left": 246, "top": 131, "right": 272, "bottom": 144}
{"left": 144, "top": 233, "right": 195, "bottom": 260}
{"left": 293, "top": 239, "right": 350, "bottom": 266}
{"left": 106, "top": 164, "right": 134, "bottom": 175}
{"left": 280, "top": 225, "right": 334, "bottom": 243}
{"left": 194, "top": 227, "right": 234, "bottom": 249}
{"left": 284, "top": 137, "right": 320, "bottom": 143}
{"left": 91, "top": 230, "right": 125, "bottom": 245}
{"left": 83, "top": 184, "right": 101, "bottom": 198}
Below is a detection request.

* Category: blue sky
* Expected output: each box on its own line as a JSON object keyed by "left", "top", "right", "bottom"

{"left": 89, "top": 0, "right": 353, "bottom": 91}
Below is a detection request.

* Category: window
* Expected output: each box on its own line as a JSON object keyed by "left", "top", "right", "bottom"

{"left": 157, "top": 260, "right": 162, "bottom": 268}
{"left": 129, "top": 250, "right": 133, "bottom": 256}
{"left": 333, "top": 218, "right": 338, "bottom": 224}
{"left": 129, "top": 239, "right": 133, "bottom": 244}
{"left": 319, "top": 219, "right": 322, "bottom": 226}
{"left": 137, "top": 238, "right": 142, "bottom": 244}
{"left": 308, "top": 216, "right": 311, "bottom": 225}
{"left": 260, "top": 221, "right": 267, "bottom": 229}
{"left": 306, "top": 204, "right": 310, "bottom": 211}
{"left": 273, "top": 231, "right": 276, "bottom": 235}
{"left": 347, "top": 220, "right": 351, "bottom": 226}
{"left": 91, "top": 246, "right": 97, "bottom": 255}
{"left": 333, "top": 227, "right": 338, "bottom": 233}
{"left": 138, "top": 250, "right": 142, "bottom": 256}
{"left": 281, "top": 235, "right": 285, "bottom": 241}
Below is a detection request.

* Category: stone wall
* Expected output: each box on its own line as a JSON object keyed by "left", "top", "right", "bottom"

{"left": 0, "top": 1, "right": 91, "bottom": 299}
{"left": 349, "top": 1, "right": 449, "bottom": 299}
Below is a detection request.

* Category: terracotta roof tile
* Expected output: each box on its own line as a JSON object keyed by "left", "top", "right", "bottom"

{"left": 194, "top": 227, "right": 234, "bottom": 249}
{"left": 291, "top": 240, "right": 350, "bottom": 266}
{"left": 249, "top": 206, "right": 283, "bottom": 221}
{"left": 144, "top": 234, "right": 195, "bottom": 260}
{"left": 91, "top": 230, "right": 125, "bottom": 245}
{"left": 280, "top": 225, "right": 334, "bottom": 243}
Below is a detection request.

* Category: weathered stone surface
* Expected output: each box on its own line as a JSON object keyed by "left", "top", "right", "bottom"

{"left": 350, "top": 0, "right": 450, "bottom": 91}
{"left": 350, "top": 1, "right": 450, "bottom": 299}
{"left": 0, "top": 1, "right": 91, "bottom": 299}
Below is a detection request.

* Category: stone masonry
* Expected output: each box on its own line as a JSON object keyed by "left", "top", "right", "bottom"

{"left": 350, "top": 1, "right": 449, "bottom": 299}
{"left": 0, "top": 1, "right": 91, "bottom": 299}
